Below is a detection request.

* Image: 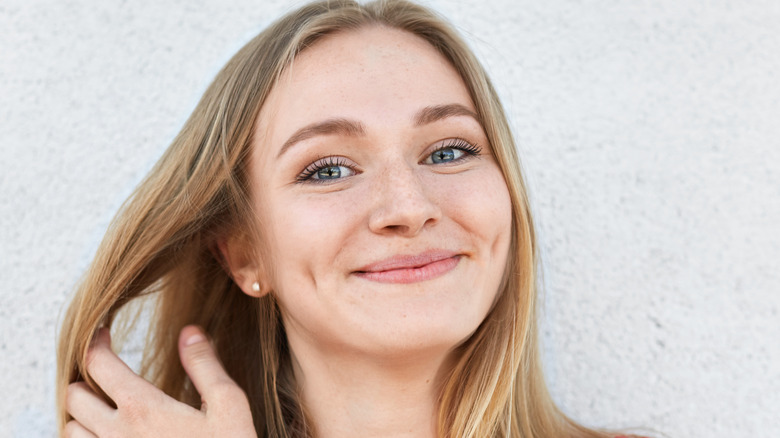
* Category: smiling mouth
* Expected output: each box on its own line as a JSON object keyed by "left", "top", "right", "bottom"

{"left": 353, "top": 251, "right": 462, "bottom": 284}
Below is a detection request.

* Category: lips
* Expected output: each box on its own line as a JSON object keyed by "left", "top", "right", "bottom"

{"left": 353, "top": 250, "right": 461, "bottom": 284}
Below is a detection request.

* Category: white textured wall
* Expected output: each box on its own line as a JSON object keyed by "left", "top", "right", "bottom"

{"left": 2, "top": 0, "right": 778, "bottom": 436}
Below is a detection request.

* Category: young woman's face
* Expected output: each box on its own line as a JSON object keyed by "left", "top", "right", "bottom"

{"left": 250, "top": 26, "right": 512, "bottom": 360}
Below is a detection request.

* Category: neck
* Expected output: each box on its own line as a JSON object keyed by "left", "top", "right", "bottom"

{"left": 288, "top": 340, "right": 454, "bottom": 438}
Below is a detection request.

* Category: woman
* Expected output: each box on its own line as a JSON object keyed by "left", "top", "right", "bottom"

{"left": 58, "top": 1, "right": 646, "bottom": 437}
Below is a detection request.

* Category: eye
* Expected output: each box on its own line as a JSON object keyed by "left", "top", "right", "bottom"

{"left": 297, "top": 157, "right": 356, "bottom": 184}
{"left": 430, "top": 148, "right": 463, "bottom": 163}
{"left": 424, "top": 138, "right": 482, "bottom": 164}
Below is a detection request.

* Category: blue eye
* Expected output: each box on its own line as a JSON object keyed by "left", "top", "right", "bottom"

{"left": 430, "top": 147, "right": 464, "bottom": 163}
{"left": 297, "top": 157, "right": 355, "bottom": 183}
{"left": 314, "top": 165, "right": 350, "bottom": 180}
{"left": 424, "top": 138, "right": 482, "bottom": 164}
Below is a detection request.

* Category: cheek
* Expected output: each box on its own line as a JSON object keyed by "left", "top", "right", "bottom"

{"left": 435, "top": 166, "right": 513, "bottom": 293}
{"left": 483, "top": 172, "right": 513, "bottom": 252}
{"left": 264, "top": 190, "right": 367, "bottom": 283}
{"left": 435, "top": 166, "right": 512, "bottom": 241}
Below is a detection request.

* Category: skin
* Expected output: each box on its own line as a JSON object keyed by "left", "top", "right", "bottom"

{"left": 66, "top": 26, "right": 512, "bottom": 438}
{"left": 65, "top": 327, "right": 255, "bottom": 437}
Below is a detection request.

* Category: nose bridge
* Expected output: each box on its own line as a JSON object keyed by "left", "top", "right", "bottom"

{"left": 381, "top": 157, "right": 423, "bottom": 196}
{"left": 369, "top": 157, "right": 440, "bottom": 235}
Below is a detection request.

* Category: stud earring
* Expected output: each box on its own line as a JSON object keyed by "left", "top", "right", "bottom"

{"left": 252, "top": 281, "right": 261, "bottom": 293}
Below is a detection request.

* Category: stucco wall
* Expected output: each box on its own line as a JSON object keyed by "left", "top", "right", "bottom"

{"left": 1, "top": 0, "right": 778, "bottom": 436}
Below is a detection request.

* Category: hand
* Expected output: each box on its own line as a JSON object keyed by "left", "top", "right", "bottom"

{"left": 65, "top": 326, "right": 257, "bottom": 437}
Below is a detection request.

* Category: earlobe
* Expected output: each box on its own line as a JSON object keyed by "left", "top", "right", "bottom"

{"left": 215, "top": 237, "right": 270, "bottom": 298}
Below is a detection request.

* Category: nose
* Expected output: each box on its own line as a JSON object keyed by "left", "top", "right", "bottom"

{"left": 368, "top": 163, "right": 442, "bottom": 237}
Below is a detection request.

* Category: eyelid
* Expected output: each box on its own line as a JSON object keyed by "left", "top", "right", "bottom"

{"left": 423, "top": 137, "right": 483, "bottom": 164}
{"left": 296, "top": 155, "right": 358, "bottom": 184}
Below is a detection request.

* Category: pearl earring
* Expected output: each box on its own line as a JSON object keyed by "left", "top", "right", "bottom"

{"left": 252, "top": 281, "right": 261, "bottom": 293}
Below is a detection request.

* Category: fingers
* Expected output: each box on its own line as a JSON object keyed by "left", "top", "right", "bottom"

{"left": 178, "top": 326, "right": 247, "bottom": 411}
{"left": 66, "top": 381, "right": 115, "bottom": 433}
{"left": 63, "top": 420, "right": 98, "bottom": 438}
{"left": 71, "top": 326, "right": 253, "bottom": 436}
{"left": 86, "top": 328, "right": 151, "bottom": 400}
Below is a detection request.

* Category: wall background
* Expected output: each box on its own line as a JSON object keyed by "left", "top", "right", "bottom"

{"left": 1, "top": 0, "right": 778, "bottom": 436}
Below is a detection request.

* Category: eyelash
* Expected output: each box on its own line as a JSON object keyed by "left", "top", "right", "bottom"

{"left": 433, "top": 138, "right": 483, "bottom": 159}
{"left": 295, "top": 138, "right": 482, "bottom": 184}
{"left": 296, "top": 156, "right": 351, "bottom": 184}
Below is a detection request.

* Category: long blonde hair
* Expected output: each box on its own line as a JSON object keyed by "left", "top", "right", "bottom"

{"left": 58, "top": 1, "right": 624, "bottom": 437}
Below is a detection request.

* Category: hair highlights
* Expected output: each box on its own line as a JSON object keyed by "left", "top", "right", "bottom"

{"left": 58, "top": 1, "right": 622, "bottom": 437}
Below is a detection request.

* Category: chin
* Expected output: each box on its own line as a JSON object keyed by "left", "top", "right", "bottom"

{"left": 354, "top": 313, "right": 485, "bottom": 358}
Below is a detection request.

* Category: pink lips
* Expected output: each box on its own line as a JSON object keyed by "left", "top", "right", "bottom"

{"left": 353, "top": 250, "right": 461, "bottom": 284}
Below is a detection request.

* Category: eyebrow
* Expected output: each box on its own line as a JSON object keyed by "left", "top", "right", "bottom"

{"left": 276, "top": 103, "right": 480, "bottom": 158}
{"left": 277, "top": 118, "right": 366, "bottom": 158}
{"left": 413, "top": 103, "right": 480, "bottom": 127}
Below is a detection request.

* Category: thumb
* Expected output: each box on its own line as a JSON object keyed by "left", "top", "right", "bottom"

{"left": 178, "top": 325, "right": 245, "bottom": 412}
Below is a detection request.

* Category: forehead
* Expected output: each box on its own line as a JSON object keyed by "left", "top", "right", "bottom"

{"left": 253, "top": 25, "right": 476, "bottom": 151}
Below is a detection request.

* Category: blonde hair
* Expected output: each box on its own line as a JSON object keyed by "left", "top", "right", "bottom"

{"left": 58, "top": 1, "right": 625, "bottom": 437}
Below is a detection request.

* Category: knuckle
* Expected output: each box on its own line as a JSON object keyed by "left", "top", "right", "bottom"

{"left": 116, "top": 392, "right": 149, "bottom": 423}
{"left": 186, "top": 342, "right": 215, "bottom": 365}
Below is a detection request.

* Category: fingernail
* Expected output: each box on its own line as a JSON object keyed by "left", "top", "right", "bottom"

{"left": 185, "top": 333, "right": 206, "bottom": 346}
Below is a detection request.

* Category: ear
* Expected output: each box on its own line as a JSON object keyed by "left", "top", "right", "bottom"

{"left": 215, "top": 236, "right": 270, "bottom": 298}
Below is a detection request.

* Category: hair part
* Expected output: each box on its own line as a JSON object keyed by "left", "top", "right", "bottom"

{"left": 58, "top": 1, "right": 625, "bottom": 437}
